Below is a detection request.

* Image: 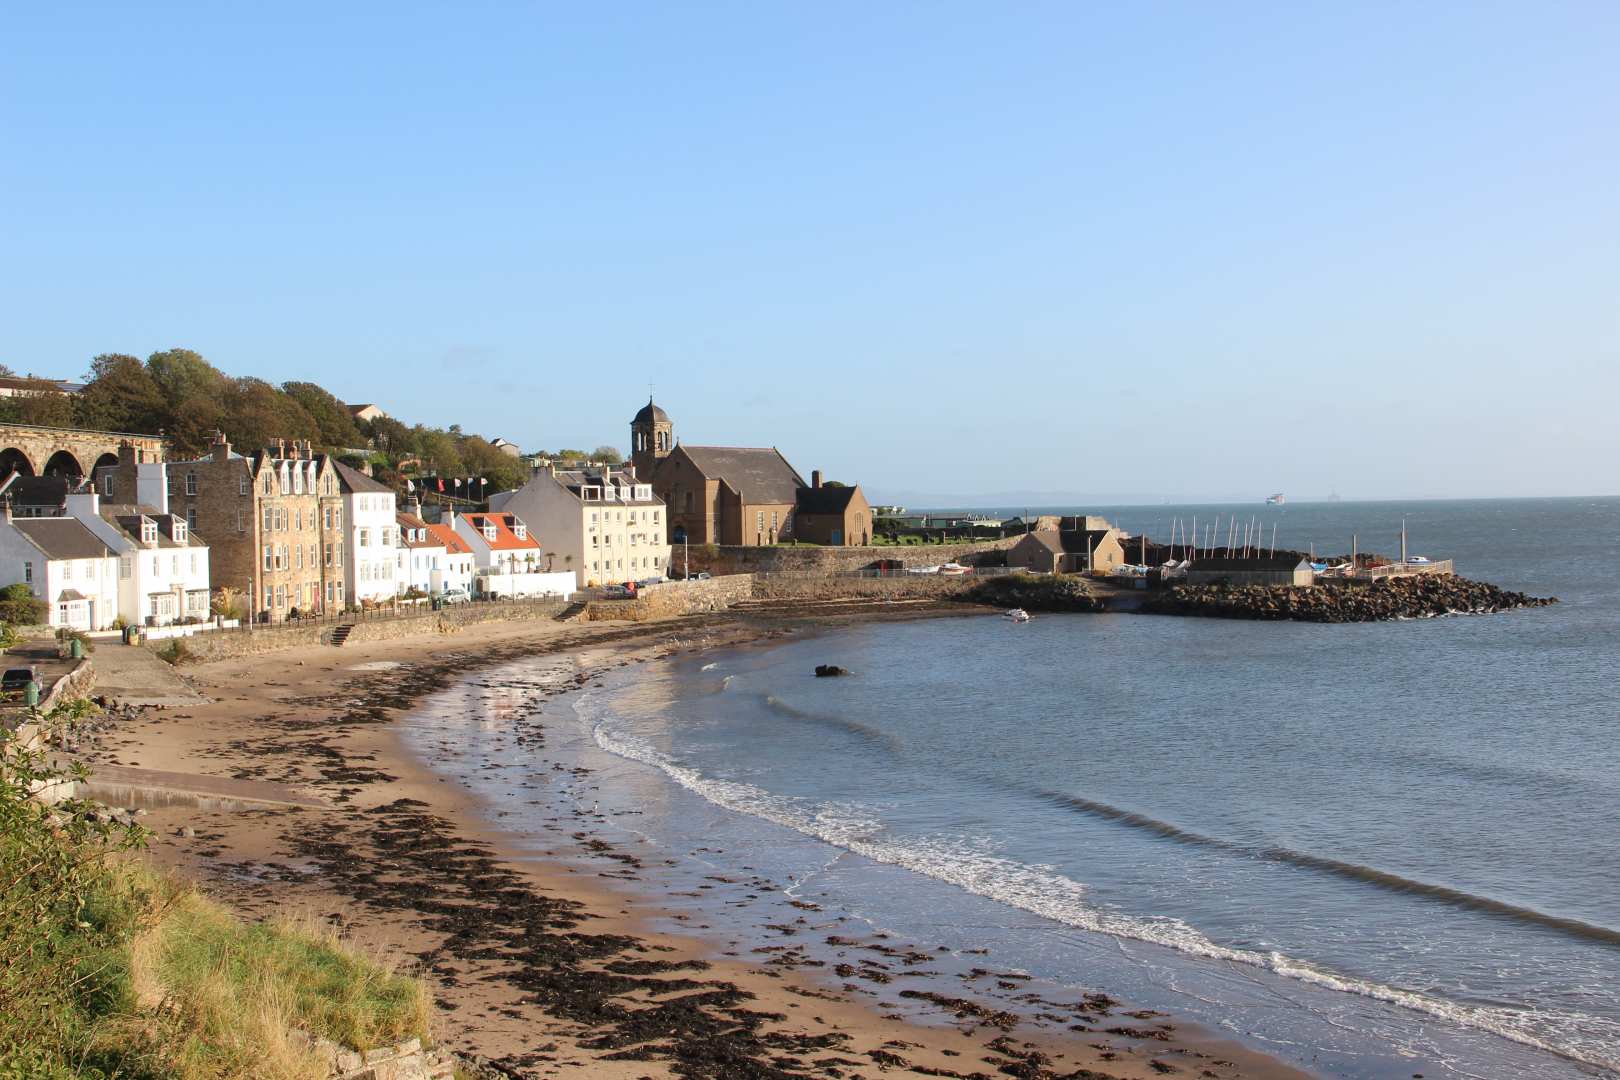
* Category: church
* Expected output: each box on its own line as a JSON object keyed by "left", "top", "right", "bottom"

{"left": 630, "top": 399, "right": 871, "bottom": 548}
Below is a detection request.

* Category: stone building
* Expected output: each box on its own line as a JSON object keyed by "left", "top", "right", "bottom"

{"left": 792, "top": 472, "right": 872, "bottom": 547}
{"left": 1186, "top": 556, "right": 1313, "bottom": 587}
{"left": 630, "top": 400, "right": 805, "bottom": 547}
{"left": 1007, "top": 520, "right": 1126, "bottom": 574}
{"left": 155, "top": 435, "right": 346, "bottom": 620}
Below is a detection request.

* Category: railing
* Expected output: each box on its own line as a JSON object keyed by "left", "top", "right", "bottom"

{"left": 745, "top": 566, "right": 1016, "bottom": 580}
{"left": 1347, "top": 559, "right": 1455, "bottom": 580}
{"left": 184, "top": 592, "right": 580, "bottom": 637}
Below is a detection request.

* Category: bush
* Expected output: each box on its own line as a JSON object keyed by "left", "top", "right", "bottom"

{"left": 0, "top": 584, "right": 46, "bottom": 628}
{"left": 55, "top": 628, "right": 94, "bottom": 656}
{"left": 157, "top": 639, "right": 191, "bottom": 666}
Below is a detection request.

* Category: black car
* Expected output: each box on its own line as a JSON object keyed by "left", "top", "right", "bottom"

{"left": 2, "top": 667, "right": 38, "bottom": 691}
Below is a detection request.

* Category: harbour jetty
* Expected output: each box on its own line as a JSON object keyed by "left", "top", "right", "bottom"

{"left": 1140, "top": 575, "right": 1556, "bottom": 622}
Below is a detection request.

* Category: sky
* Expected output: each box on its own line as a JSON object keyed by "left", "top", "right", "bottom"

{"left": 3, "top": 2, "right": 1616, "bottom": 503}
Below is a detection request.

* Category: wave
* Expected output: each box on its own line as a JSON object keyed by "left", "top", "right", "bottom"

{"left": 1034, "top": 790, "right": 1620, "bottom": 947}
{"left": 700, "top": 662, "right": 719, "bottom": 671}
{"left": 761, "top": 694, "right": 902, "bottom": 752}
{"left": 586, "top": 712, "right": 1620, "bottom": 1073}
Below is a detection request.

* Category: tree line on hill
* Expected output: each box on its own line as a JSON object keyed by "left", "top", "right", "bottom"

{"left": 0, "top": 350, "right": 621, "bottom": 494}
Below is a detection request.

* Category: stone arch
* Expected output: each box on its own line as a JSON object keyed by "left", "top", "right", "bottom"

{"left": 0, "top": 448, "right": 34, "bottom": 477}
{"left": 92, "top": 452, "right": 119, "bottom": 475}
{"left": 43, "top": 449, "right": 85, "bottom": 479}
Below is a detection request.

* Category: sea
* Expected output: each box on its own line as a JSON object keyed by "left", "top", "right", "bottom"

{"left": 404, "top": 497, "right": 1620, "bottom": 1079}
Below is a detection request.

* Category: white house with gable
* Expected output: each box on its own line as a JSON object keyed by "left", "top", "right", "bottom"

{"left": 64, "top": 490, "right": 210, "bottom": 627}
{"left": 489, "top": 463, "right": 668, "bottom": 590}
{"left": 0, "top": 507, "right": 119, "bottom": 630}
{"left": 334, "top": 462, "right": 397, "bottom": 605}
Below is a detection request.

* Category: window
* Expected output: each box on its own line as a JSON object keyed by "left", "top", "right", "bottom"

{"left": 101, "top": 474, "right": 115, "bottom": 497}
{"left": 240, "top": 474, "right": 250, "bottom": 496}
{"left": 23, "top": 561, "right": 32, "bottom": 584}
{"left": 325, "top": 581, "right": 333, "bottom": 604}
{"left": 236, "top": 509, "right": 246, "bottom": 533}
{"left": 323, "top": 542, "right": 332, "bottom": 567}
{"left": 358, "top": 528, "right": 371, "bottom": 547}
{"left": 591, "top": 534, "right": 599, "bottom": 547}
{"left": 323, "top": 507, "right": 332, "bottom": 529}
{"left": 263, "top": 474, "right": 273, "bottom": 495}
{"left": 119, "top": 556, "right": 131, "bottom": 580}
{"left": 483, "top": 524, "right": 497, "bottom": 541}
{"left": 185, "top": 508, "right": 196, "bottom": 532}
{"left": 185, "top": 473, "right": 197, "bottom": 496}
{"left": 141, "top": 521, "right": 157, "bottom": 544}
{"left": 513, "top": 523, "right": 526, "bottom": 540}
{"left": 170, "top": 555, "right": 179, "bottom": 575}
{"left": 190, "top": 553, "right": 198, "bottom": 574}
{"left": 275, "top": 584, "right": 286, "bottom": 609}
{"left": 61, "top": 561, "right": 71, "bottom": 580}
{"left": 174, "top": 521, "right": 187, "bottom": 543}
{"left": 262, "top": 506, "right": 273, "bottom": 532}
{"left": 263, "top": 545, "right": 274, "bottom": 571}
{"left": 295, "top": 545, "right": 303, "bottom": 570}
{"left": 653, "top": 511, "right": 659, "bottom": 524}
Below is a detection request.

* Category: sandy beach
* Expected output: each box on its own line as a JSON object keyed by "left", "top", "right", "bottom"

{"left": 81, "top": 613, "right": 1314, "bottom": 1080}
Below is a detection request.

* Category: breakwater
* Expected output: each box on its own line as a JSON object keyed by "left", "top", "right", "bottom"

{"left": 964, "top": 574, "right": 1106, "bottom": 612}
{"left": 1141, "top": 575, "right": 1556, "bottom": 622}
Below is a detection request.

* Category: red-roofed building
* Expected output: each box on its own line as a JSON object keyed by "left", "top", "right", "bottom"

{"left": 423, "top": 520, "right": 476, "bottom": 597}
{"left": 449, "top": 511, "right": 573, "bottom": 599}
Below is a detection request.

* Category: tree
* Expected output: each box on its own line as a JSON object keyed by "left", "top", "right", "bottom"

{"left": 283, "top": 381, "right": 364, "bottom": 450}
{"left": 591, "top": 445, "right": 624, "bottom": 465}
{"left": 74, "top": 354, "right": 168, "bottom": 433}
{"left": 414, "top": 427, "right": 463, "bottom": 476}
{"left": 0, "top": 377, "right": 78, "bottom": 427}
{"left": 219, "top": 378, "right": 318, "bottom": 450}
{"left": 146, "top": 348, "right": 225, "bottom": 404}
{"left": 0, "top": 583, "right": 48, "bottom": 626}
{"left": 458, "top": 435, "right": 528, "bottom": 492}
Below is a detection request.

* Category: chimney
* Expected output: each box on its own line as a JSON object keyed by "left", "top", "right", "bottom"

{"left": 811, "top": 470, "right": 822, "bottom": 489}
{"left": 212, "top": 431, "right": 231, "bottom": 463}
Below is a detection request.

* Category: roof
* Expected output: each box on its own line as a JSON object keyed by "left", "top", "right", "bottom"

{"left": 1059, "top": 529, "right": 1120, "bottom": 555}
{"left": 57, "top": 589, "right": 87, "bottom": 602}
{"left": 425, "top": 522, "right": 472, "bottom": 555}
{"left": 633, "top": 398, "right": 669, "bottom": 424}
{"left": 0, "top": 376, "right": 73, "bottom": 393}
{"left": 795, "top": 485, "right": 859, "bottom": 515}
{"left": 396, "top": 512, "right": 443, "bottom": 549}
{"left": 333, "top": 461, "right": 393, "bottom": 495}
{"left": 553, "top": 468, "right": 662, "bottom": 505}
{"left": 0, "top": 474, "right": 68, "bottom": 506}
{"left": 348, "top": 403, "right": 381, "bottom": 415}
{"left": 1190, "top": 556, "right": 1310, "bottom": 571}
{"left": 677, "top": 445, "right": 804, "bottom": 505}
{"left": 100, "top": 505, "right": 205, "bottom": 548}
{"left": 11, "top": 518, "right": 111, "bottom": 560}
{"left": 1013, "top": 531, "right": 1063, "bottom": 553}
{"left": 461, "top": 512, "right": 541, "bottom": 550}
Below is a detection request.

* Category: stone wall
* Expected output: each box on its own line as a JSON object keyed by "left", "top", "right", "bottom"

{"left": 146, "top": 600, "right": 571, "bottom": 662}
{"left": 675, "top": 535, "right": 1021, "bottom": 576}
{"left": 584, "top": 575, "right": 754, "bottom": 621}
{"left": 747, "top": 575, "right": 974, "bottom": 602}
{"left": 320, "top": 1035, "right": 455, "bottom": 1080}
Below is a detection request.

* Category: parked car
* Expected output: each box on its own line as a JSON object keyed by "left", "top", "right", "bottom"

{"left": 637, "top": 576, "right": 665, "bottom": 588}
{"left": 439, "top": 587, "right": 470, "bottom": 604}
{"left": 690, "top": 571, "right": 711, "bottom": 581}
{"left": 2, "top": 666, "right": 38, "bottom": 692}
{"left": 602, "top": 584, "right": 631, "bottom": 598}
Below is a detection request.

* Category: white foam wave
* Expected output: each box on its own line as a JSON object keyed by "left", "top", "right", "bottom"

{"left": 589, "top": 714, "right": 1620, "bottom": 1074}
{"left": 700, "top": 662, "right": 718, "bottom": 671}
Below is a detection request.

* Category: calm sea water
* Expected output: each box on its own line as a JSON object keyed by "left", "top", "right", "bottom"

{"left": 413, "top": 497, "right": 1620, "bottom": 1079}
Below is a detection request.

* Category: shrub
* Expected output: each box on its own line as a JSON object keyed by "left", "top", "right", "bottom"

{"left": 55, "top": 628, "right": 94, "bottom": 655}
{"left": 157, "top": 639, "right": 191, "bottom": 666}
{"left": 0, "top": 584, "right": 46, "bottom": 628}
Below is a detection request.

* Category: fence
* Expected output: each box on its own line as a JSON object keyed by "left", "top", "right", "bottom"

{"left": 747, "top": 566, "right": 1017, "bottom": 580}
{"left": 155, "top": 593, "right": 580, "bottom": 640}
{"left": 1347, "top": 559, "right": 1455, "bottom": 581}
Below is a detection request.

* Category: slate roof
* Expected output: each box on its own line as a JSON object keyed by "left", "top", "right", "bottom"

{"left": 1059, "top": 529, "right": 1119, "bottom": 555}
{"left": 100, "top": 504, "right": 206, "bottom": 548}
{"left": 334, "top": 461, "right": 393, "bottom": 495}
{"left": 633, "top": 398, "right": 669, "bottom": 424}
{"left": 795, "top": 485, "right": 859, "bottom": 516}
{"left": 397, "top": 512, "right": 443, "bottom": 549}
{"left": 1014, "top": 531, "right": 1063, "bottom": 553}
{"left": 678, "top": 446, "right": 805, "bottom": 505}
{"left": 12, "top": 518, "right": 112, "bottom": 560}
{"left": 0, "top": 474, "right": 68, "bottom": 508}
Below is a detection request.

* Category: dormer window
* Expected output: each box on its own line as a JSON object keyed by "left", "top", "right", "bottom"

{"left": 140, "top": 521, "right": 157, "bottom": 544}
{"left": 173, "top": 522, "right": 187, "bottom": 543}
{"left": 634, "top": 486, "right": 651, "bottom": 501}
{"left": 482, "top": 522, "right": 498, "bottom": 542}
{"left": 513, "top": 523, "right": 526, "bottom": 540}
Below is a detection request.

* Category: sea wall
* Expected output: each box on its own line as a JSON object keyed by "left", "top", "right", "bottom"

{"left": 676, "top": 536, "right": 1020, "bottom": 576}
{"left": 585, "top": 575, "right": 754, "bottom": 622}
{"left": 1141, "top": 575, "right": 1556, "bottom": 622}
{"left": 148, "top": 600, "right": 571, "bottom": 662}
{"left": 747, "top": 575, "right": 974, "bottom": 602}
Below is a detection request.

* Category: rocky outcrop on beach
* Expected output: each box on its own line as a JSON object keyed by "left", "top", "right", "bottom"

{"left": 1141, "top": 575, "right": 1557, "bottom": 623}
{"left": 965, "top": 574, "right": 1107, "bottom": 612}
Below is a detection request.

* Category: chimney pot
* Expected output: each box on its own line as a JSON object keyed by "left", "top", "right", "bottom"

{"left": 811, "top": 470, "right": 822, "bottom": 489}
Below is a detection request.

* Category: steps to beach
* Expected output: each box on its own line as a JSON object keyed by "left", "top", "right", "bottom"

{"left": 554, "top": 600, "right": 588, "bottom": 622}
{"left": 327, "top": 623, "right": 355, "bottom": 647}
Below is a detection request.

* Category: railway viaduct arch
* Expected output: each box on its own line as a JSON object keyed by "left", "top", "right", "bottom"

{"left": 0, "top": 423, "right": 167, "bottom": 480}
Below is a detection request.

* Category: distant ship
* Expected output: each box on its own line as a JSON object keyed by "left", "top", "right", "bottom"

{"left": 1266, "top": 493, "right": 1286, "bottom": 506}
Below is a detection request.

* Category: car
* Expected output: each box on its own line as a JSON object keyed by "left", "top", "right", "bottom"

{"left": 602, "top": 584, "right": 632, "bottom": 598}
{"left": 691, "top": 571, "right": 711, "bottom": 581}
{"left": 2, "top": 667, "right": 38, "bottom": 692}
{"left": 439, "top": 587, "right": 470, "bottom": 604}
{"left": 637, "top": 576, "right": 665, "bottom": 588}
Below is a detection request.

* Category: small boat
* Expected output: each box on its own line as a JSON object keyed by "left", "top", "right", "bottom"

{"left": 1003, "top": 608, "right": 1031, "bottom": 623}
{"left": 1266, "top": 493, "right": 1286, "bottom": 506}
{"left": 937, "top": 562, "right": 971, "bottom": 576}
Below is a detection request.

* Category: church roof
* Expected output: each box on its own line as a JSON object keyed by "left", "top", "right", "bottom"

{"left": 795, "top": 485, "right": 860, "bottom": 515}
{"left": 678, "top": 445, "right": 805, "bottom": 505}
{"left": 633, "top": 398, "right": 669, "bottom": 424}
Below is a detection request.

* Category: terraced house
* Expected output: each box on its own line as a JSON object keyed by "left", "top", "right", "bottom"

{"left": 157, "top": 435, "right": 346, "bottom": 620}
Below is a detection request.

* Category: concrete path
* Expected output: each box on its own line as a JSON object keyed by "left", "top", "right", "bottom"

{"left": 89, "top": 642, "right": 210, "bottom": 707}
{"left": 79, "top": 763, "right": 328, "bottom": 809}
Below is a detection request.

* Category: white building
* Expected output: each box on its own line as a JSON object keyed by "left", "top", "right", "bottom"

{"left": 334, "top": 462, "right": 397, "bottom": 605}
{"left": 0, "top": 508, "right": 119, "bottom": 630}
{"left": 490, "top": 464, "right": 668, "bottom": 590}
{"left": 425, "top": 520, "right": 477, "bottom": 597}
{"left": 63, "top": 490, "right": 210, "bottom": 627}
{"left": 448, "top": 510, "right": 573, "bottom": 599}
{"left": 395, "top": 505, "right": 447, "bottom": 596}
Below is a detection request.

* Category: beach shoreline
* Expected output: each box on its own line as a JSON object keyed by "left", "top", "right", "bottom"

{"left": 87, "top": 611, "right": 1313, "bottom": 1080}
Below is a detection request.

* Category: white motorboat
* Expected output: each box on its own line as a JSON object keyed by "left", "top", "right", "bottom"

{"left": 1003, "top": 608, "right": 1031, "bottom": 623}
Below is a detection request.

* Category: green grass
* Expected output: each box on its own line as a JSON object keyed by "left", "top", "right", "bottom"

{"left": 3, "top": 712, "right": 430, "bottom": 1080}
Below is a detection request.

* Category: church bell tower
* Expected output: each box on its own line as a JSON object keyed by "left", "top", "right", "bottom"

{"left": 630, "top": 398, "right": 673, "bottom": 479}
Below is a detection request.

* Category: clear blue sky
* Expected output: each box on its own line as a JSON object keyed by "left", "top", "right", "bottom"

{"left": 3, "top": 2, "right": 1615, "bottom": 502}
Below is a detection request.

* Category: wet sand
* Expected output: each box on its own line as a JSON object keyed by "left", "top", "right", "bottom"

{"left": 87, "top": 613, "right": 1315, "bottom": 1080}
